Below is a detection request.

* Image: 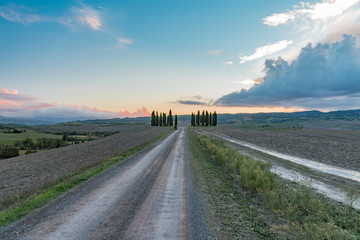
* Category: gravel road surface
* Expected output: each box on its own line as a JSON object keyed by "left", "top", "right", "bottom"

{"left": 0, "top": 127, "right": 207, "bottom": 239}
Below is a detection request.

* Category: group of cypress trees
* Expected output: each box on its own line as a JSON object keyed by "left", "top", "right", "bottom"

{"left": 151, "top": 110, "right": 177, "bottom": 127}
{"left": 190, "top": 110, "right": 217, "bottom": 126}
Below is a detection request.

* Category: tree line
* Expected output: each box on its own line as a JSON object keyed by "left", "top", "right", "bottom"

{"left": 151, "top": 110, "right": 178, "bottom": 127}
{"left": 190, "top": 110, "right": 217, "bottom": 126}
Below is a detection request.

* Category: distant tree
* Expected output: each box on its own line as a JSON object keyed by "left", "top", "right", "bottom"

{"left": 201, "top": 110, "right": 205, "bottom": 126}
{"left": 151, "top": 110, "right": 155, "bottom": 126}
{"left": 163, "top": 113, "right": 167, "bottom": 126}
{"left": 62, "top": 134, "right": 68, "bottom": 142}
{"left": 168, "top": 109, "right": 173, "bottom": 126}
{"left": 159, "top": 113, "right": 163, "bottom": 126}
{"left": 213, "top": 111, "right": 217, "bottom": 126}
{"left": 205, "top": 111, "right": 209, "bottom": 126}
{"left": 210, "top": 112, "right": 212, "bottom": 126}
{"left": 196, "top": 111, "right": 200, "bottom": 126}
{"left": 156, "top": 111, "right": 159, "bottom": 126}
{"left": 175, "top": 114, "right": 178, "bottom": 127}
{"left": 191, "top": 113, "right": 195, "bottom": 126}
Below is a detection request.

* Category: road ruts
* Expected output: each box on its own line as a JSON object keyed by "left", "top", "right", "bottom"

{"left": 0, "top": 127, "right": 204, "bottom": 240}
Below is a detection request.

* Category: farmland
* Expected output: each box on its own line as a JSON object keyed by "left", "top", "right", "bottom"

{"left": 0, "top": 126, "right": 60, "bottom": 145}
{"left": 202, "top": 126, "right": 360, "bottom": 171}
{"left": 0, "top": 125, "right": 170, "bottom": 207}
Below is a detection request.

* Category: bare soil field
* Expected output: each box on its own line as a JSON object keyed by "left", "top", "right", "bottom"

{"left": 300, "top": 120, "right": 360, "bottom": 130}
{"left": 204, "top": 126, "right": 360, "bottom": 172}
{"left": 33, "top": 123, "right": 135, "bottom": 134}
{"left": 0, "top": 126, "right": 169, "bottom": 204}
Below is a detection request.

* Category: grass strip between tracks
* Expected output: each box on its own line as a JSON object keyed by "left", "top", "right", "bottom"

{"left": 0, "top": 129, "right": 172, "bottom": 228}
{"left": 188, "top": 129, "right": 360, "bottom": 239}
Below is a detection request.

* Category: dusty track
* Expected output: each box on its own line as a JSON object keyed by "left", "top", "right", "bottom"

{"left": 0, "top": 127, "right": 207, "bottom": 239}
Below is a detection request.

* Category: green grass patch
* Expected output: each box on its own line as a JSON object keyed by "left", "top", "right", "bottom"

{"left": 194, "top": 131, "right": 360, "bottom": 239}
{"left": 0, "top": 129, "right": 172, "bottom": 227}
{"left": 0, "top": 129, "right": 61, "bottom": 145}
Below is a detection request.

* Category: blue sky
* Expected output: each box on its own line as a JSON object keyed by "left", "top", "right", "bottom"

{"left": 1, "top": 0, "right": 360, "bottom": 119}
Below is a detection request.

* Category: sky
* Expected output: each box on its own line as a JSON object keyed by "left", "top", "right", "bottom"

{"left": 1, "top": 0, "right": 360, "bottom": 119}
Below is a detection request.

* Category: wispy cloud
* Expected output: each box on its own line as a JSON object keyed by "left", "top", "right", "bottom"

{"left": 239, "top": 40, "right": 293, "bottom": 64}
{"left": 263, "top": 0, "right": 359, "bottom": 26}
{"left": 215, "top": 35, "right": 360, "bottom": 110}
{"left": 116, "top": 37, "right": 134, "bottom": 49}
{"left": 0, "top": 4, "right": 103, "bottom": 31}
{"left": 176, "top": 100, "right": 208, "bottom": 105}
{"left": 175, "top": 95, "right": 213, "bottom": 106}
{"left": 0, "top": 88, "right": 150, "bottom": 119}
{"left": 206, "top": 50, "right": 222, "bottom": 56}
{"left": 221, "top": 61, "right": 233, "bottom": 65}
{"left": 0, "top": 5, "right": 43, "bottom": 25}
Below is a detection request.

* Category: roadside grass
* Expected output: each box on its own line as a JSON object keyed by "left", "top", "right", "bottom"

{"left": 0, "top": 129, "right": 61, "bottom": 145}
{"left": 187, "top": 130, "right": 278, "bottom": 239}
{"left": 191, "top": 130, "right": 360, "bottom": 239}
{"left": 0, "top": 129, "right": 172, "bottom": 228}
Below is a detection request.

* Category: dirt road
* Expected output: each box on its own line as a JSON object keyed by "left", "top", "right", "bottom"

{"left": 0, "top": 127, "right": 207, "bottom": 240}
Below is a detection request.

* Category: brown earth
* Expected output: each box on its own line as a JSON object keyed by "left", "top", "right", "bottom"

{"left": 204, "top": 126, "right": 360, "bottom": 172}
{"left": 0, "top": 126, "right": 169, "bottom": 204}
{"left": 33, "top": 123, "right": 135, "bottom": 134}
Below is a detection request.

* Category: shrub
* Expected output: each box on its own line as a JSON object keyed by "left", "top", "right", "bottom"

{"left": 3, "top": 147, "right": 19, "bottom": 158}
{"left": 25, "top": 150, "right": 37, "bottom": 155}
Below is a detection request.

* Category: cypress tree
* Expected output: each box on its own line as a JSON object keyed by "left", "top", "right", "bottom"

{"left": 205, "top": 111, "right": 209, "bottom": 126}
{"left": 163, "top": 113, "right": 166, "bottom": 126}
{"left": 151, "top": 111, "right": 155, "bottom": 126}
{"left": 196, "top": 111, "right": 200, "bottom": 126}
{"left": 210, "top": 112, "right": 212, "bottom": 126}
{"left": 168, "top": 109, "right": 173, "bottom": 126}
{"left": 175, "top": 114, "right": 178, "bottom": 127}
{"left": 213, "top": 111, "right": 217, "bottom": 126}
{"left": 192, "top": 113, "right": 195, "bottom": 126}
{"left": 201, "top": 110, "right": 205, "bottom": 126}
{"left": 159, "top": 113, "right": 163, "bottom": 126}
{"left": 156, "top": 111, "right": 159, "bottom": 126}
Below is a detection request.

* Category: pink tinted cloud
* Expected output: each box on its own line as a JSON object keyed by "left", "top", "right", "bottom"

{"left": 2, "top": 88, "right": 18, "bottom": 94}
{"left": 0, "top": 88, "right": 52, "bottom": 111}
{"left": 0, "top": 87, "right": 150, "bottom": 119}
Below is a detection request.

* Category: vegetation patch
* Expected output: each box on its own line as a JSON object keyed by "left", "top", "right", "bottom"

{"left": 191, "top": 130, "right": 360, "bottom": 239}
{"left": 188, "top": 130, "right": 278, "bottom": 239}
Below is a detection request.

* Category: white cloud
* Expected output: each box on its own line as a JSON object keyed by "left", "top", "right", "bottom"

{"left": 234, "top": 79, "right": 257, "bottom": 90}
{"left": 239, "top": 40, "right": 293, "bottom": 64}
{"left": 116, "top": 37, "right": 134, "bottom": 49}
{"left": 206, "top": 50, "right": 222, "bottom": 56}
{"left": 221, "top": 61, "right": 233, "bottom": 65}
{"left": 263, "top": 0, "right": 359, "bottom": 26}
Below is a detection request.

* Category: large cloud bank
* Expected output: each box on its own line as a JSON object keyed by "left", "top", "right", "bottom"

{"left": 215, "top": 34, "right": 360, "bottom": 110}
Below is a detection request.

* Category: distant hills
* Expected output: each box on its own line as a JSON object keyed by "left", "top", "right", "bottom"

{"left": 1, "top": 109, "right": 360, "bottom": 126}
{"left": 0, "top": 115, "right": 151, "bottom": 126}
